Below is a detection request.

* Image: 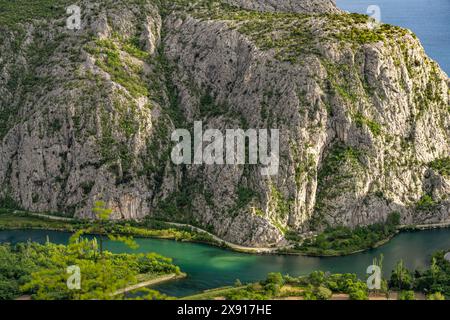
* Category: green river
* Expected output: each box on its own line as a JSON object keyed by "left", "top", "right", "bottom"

{"left": 1, "top": 228, "right": 449, "bottom": 297}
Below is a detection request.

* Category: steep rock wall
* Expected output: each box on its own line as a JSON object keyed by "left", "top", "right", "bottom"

{"left": 0, "top": 0, "right": 449, "bottom": 246}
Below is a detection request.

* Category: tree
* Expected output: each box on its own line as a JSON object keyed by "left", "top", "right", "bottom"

{"left": 92, "top": 200, "right": 113, "bottom": 257}
{"left": 314, "top": 286, "right": 332, "bottom": 300}
{"left": 348, "top": 281, "right": 368, "bottom": 300}
{"left": 390, "top": 260, "right": 413, "bottom": 290}
{"left": 19, "top": 240, "right": 178, "bottom": 300}
{"left": 21, "top": 240, "right": 137, "bottom": 300}
{"left": 371, "top": 254, "right": 389, "bottom": 298}
{"left": 308, "top": 271, "right": 326, "bottom": 287}
{"left": 303, "top": 285, "right": 317, "bottom": 300}
{"left": 265, "top": 272, "right": 284, "bottom": 286}
{"left": 427, "top": 292, "right": 445, "bottom": 300}
{"left": 398, "top": 290, "right": 415, "bottom": 300}
{"left": 349, "top": 288, "right": 368, "bottom": 300}
{"left": 372, "top": 254, "right": 384, "bottom": 274}
{"left": 386, "top": 211, "right": 401, "bottom": 227}
{"left": 414, "top": 250, "right": 450, "bottom": 297}
{"left": 18, "top": 202, "right": 171, "bottom": 300}
{"left": 264, "top": 282, "right": 281, "bottom": 296}
{"left": 74, "top": 200, "right": 137, "bottom": 260}
{"left": 429, "top": 257, "right": 440, "bottom": 287}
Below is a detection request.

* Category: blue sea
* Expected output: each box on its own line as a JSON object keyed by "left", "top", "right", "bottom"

{"left": 336, "top": 0, "right": 450, "bottom": 75}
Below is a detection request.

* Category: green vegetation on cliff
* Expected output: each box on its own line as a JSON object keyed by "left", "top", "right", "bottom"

{"left": 0, "top": 0, "right": 448, "bottom": 252}
{"left": 312, "top": 144, "right": 366, "bottom": 229}
{"left": 168, "top": 0, "right": 413, "bottom": 64}
{"left": 292, "top": 212, "right": 401, "bottom": 256}
{"left": 0, "top": 0, "right": 72, "bottom": 28}
{"left": 429, "top": 157, "right": 450, "bottom": 177}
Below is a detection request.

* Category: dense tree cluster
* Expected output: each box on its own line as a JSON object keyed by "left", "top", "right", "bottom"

{"left": 390, "top": 251, "right": 450, "bottom": 299}
{"left": 222, "top": 251, "right": 450, "bottom": 301}
{"left": 297, "top": 212, "right": 401, "bottom": 255}
{"left": 0, "top": 239, "right": 180, "bottom": 300}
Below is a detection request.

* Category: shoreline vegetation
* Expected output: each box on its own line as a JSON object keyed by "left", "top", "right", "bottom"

{"left": 112, "top": 272, "right": 187, "bottom": 297}
{"left": 2, "top": 237, "right": 449, "bottom": 300}
{"left": 1, "top": 206, "right": 449, "bottom": 301}
{"left": 180, "top": 257, "right": 450, "bottom": 300}
{"left": 0, "top": 239, "right": 183, "bottom": 300}
{"left": 0, "top": 201, "right": 185, "bottom": 300}
{"left": 283, "top": 212, "right": 403, "bottom": 256}
{"left": 0, "top": 208, "right": 227, "bottom": 247}
{"left": 1, "top": 208, "right": 450, "bottom": 257}
{"left": 15, "top": 272, "right": 187, "bottom": 300}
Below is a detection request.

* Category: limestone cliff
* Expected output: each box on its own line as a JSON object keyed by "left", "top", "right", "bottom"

{"left": 0, "top": 0, "right": 449, "bottom": 246}
{"left": 223, "top": 0, "right": 340, "bottom": 13}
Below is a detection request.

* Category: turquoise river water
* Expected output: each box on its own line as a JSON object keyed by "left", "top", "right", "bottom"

{"left": 1, "top": 228, "right": 450, "bottom": 297}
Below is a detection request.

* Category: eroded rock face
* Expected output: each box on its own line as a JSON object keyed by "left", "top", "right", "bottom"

{"left": 0, "top": 0, "right": 449, "bottom": 246}
{"left": 0, "top": 0, "right": 171, "bottom": 220}
{"left": 223, "top": 0, "right": 340, "bottom": 13}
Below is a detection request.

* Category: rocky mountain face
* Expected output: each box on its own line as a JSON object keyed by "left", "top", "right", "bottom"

{"left": 1, "top": 0, "right": 449, "bottom": 246}
{"left": 223, "top": 0, "right": 340, "bottom": 13}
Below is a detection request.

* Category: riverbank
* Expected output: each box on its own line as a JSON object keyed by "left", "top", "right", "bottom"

{"left": 3, "top": 228, "right": 450, "bottom": 299}
{"left": 180, "top": 272, "right": 434, "bottom": 300}
{"left": 113, "top": 273, "right": 187, "bottom": 296}
{"left": 1, "top": 208, "right": 450, "bottom": 258}
{"left": 277, "top": 231, "right": 401, "bottom": 257}
{"left": 15, "top": 273, "right": 188, "bottom": 301}
{"left": 0, "top": 239, "right": 183, "bottom": 300}
{"left": 0, "top": 209, "right": 288, "bottom": 254}
{"left": 182, "top": 284, "right": 427, "bottom": 300}
{"left": 400, "top": 222, "right": 450, "bottom": 231}
{"left": 0, "top": 209, "right": 229, "bottom": 247}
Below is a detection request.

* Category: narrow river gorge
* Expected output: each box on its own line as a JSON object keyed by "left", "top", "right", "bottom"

{"left": 0, "top": 0, "right": 450, "bottom": 298}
